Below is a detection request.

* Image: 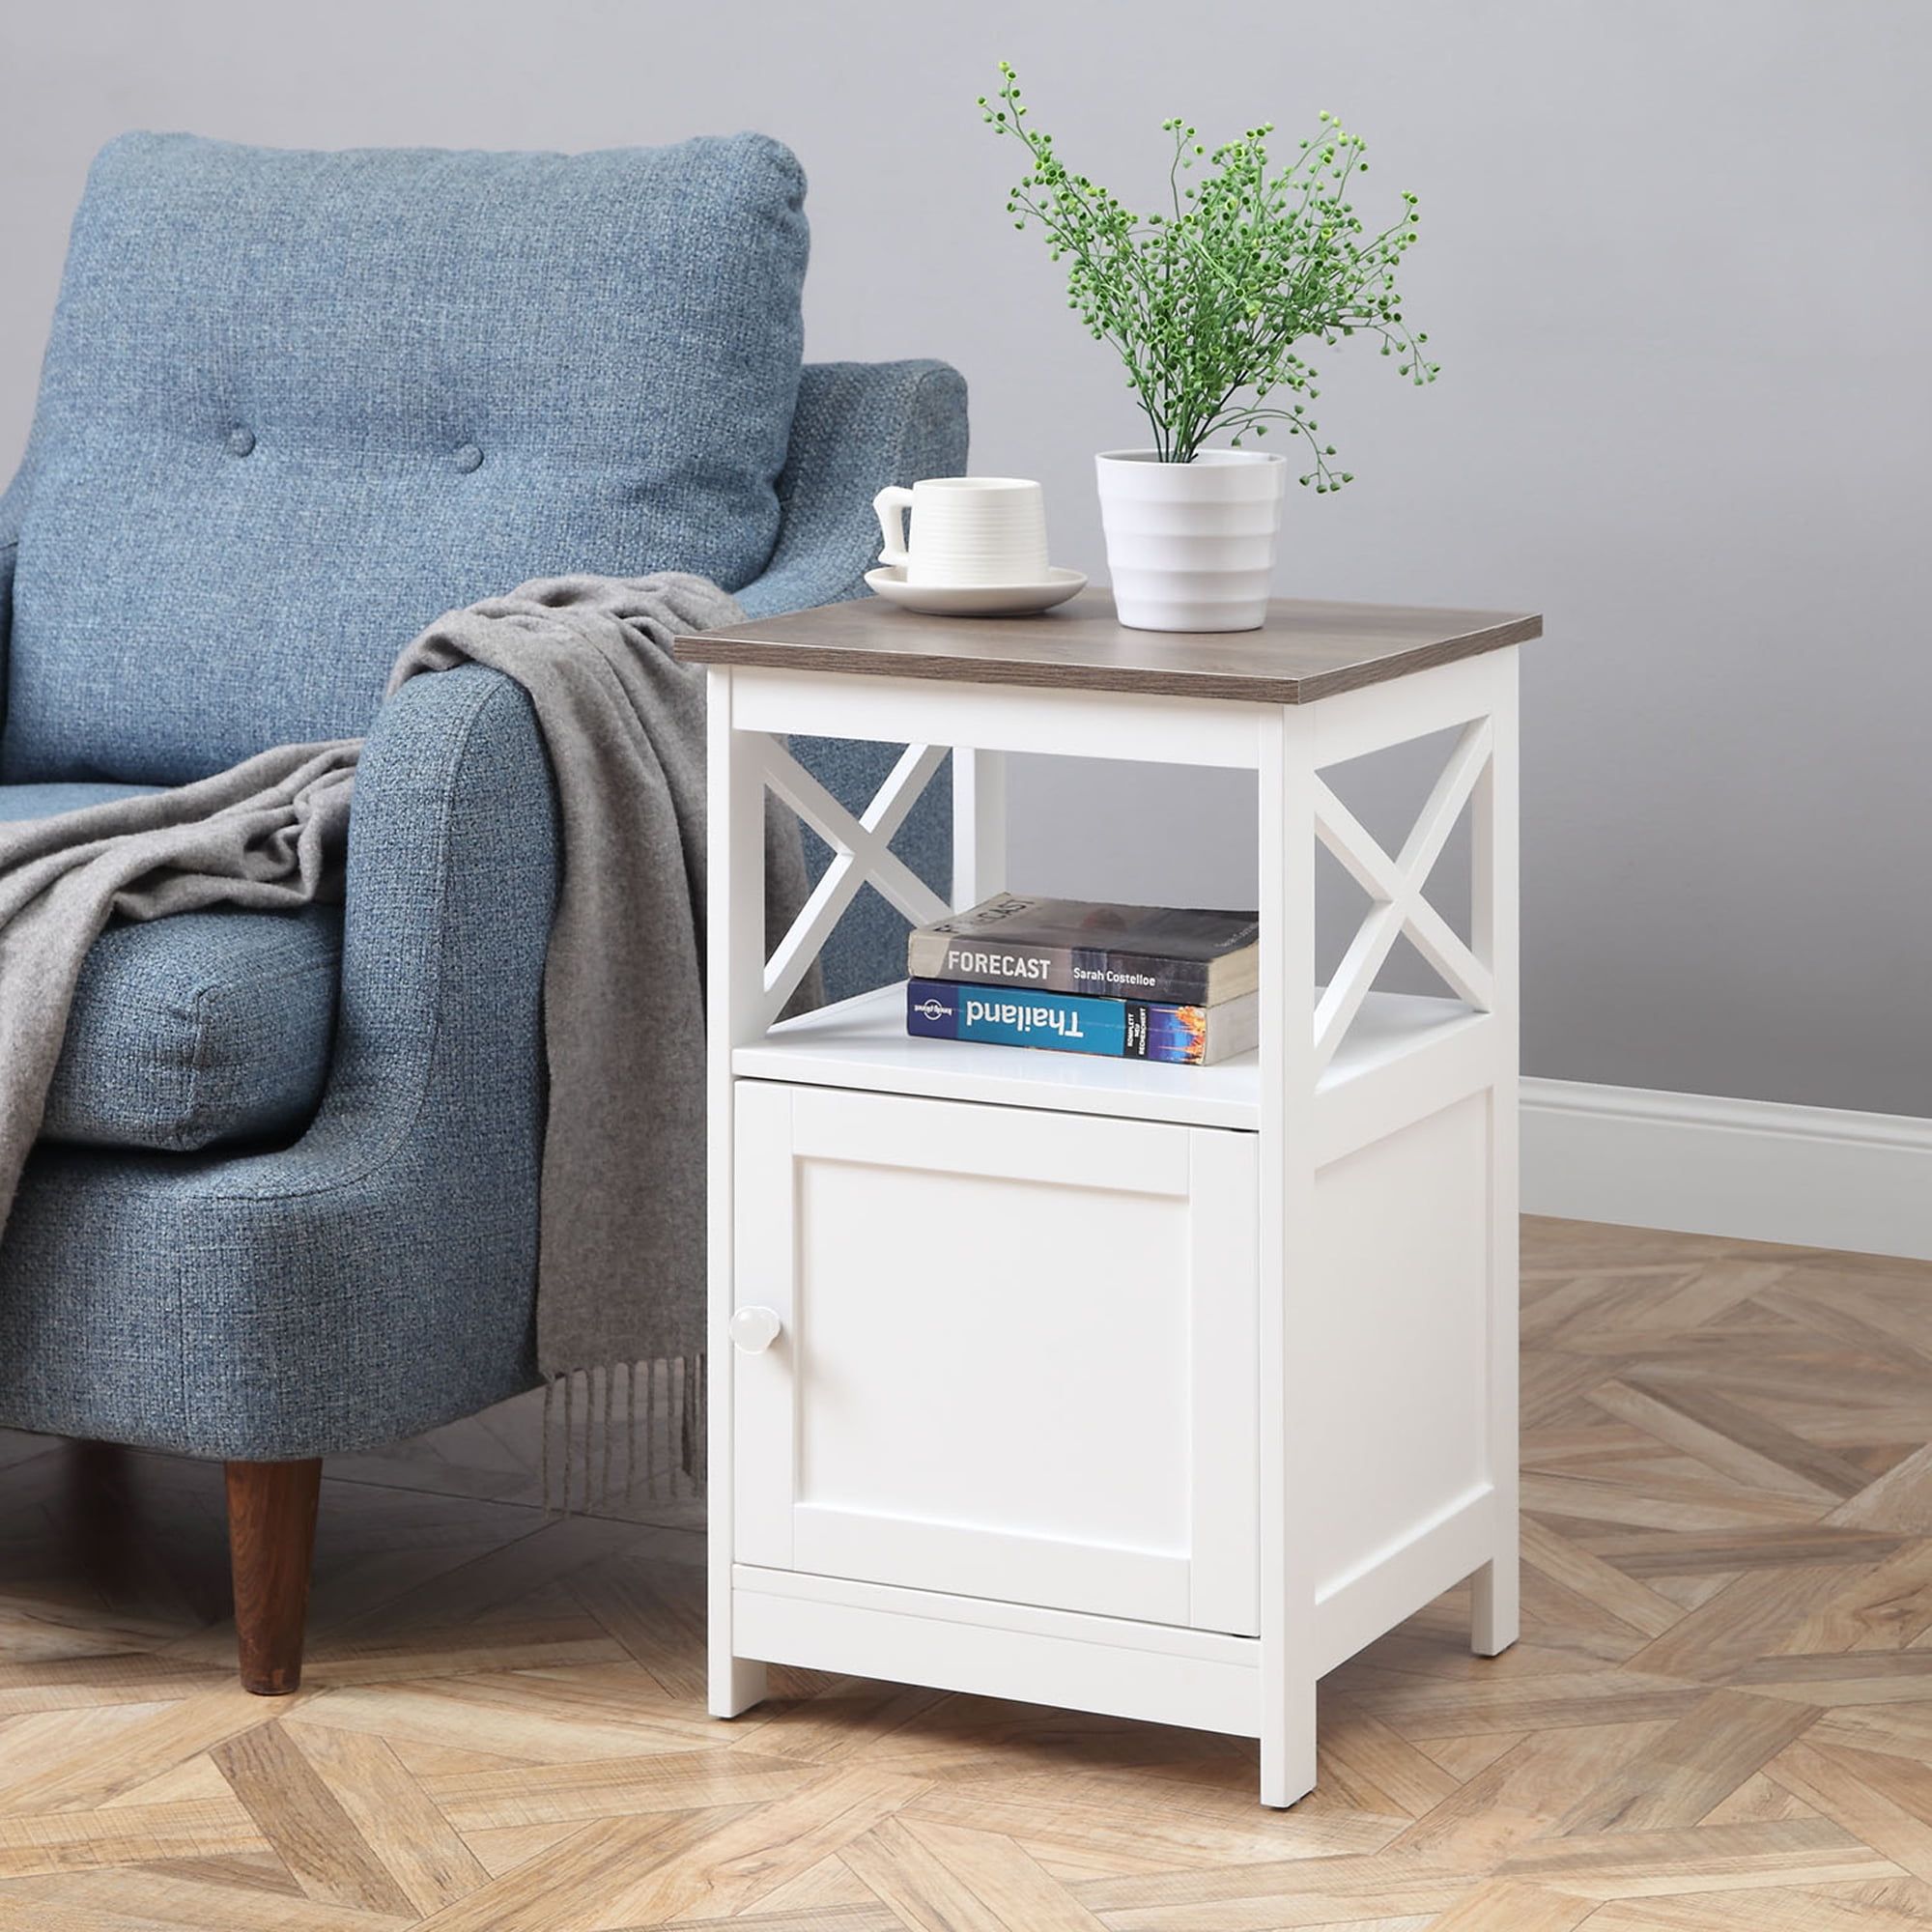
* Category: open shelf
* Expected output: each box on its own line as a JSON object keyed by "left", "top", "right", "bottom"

{"left": 732, "top": 981, "right": 1491, "bottom": 1132}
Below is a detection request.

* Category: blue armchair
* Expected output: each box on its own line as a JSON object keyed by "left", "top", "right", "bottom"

{"left": 0, "top": 133, "right": 965, "bottom": 1690}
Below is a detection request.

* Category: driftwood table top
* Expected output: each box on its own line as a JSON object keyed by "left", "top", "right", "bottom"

{"left": 676, "top": 588, "right": 1542, "bottom": 705}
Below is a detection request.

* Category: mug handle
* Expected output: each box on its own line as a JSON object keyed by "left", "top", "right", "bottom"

{"left": 873, "top": 486, "right": 915, "bottom": 567}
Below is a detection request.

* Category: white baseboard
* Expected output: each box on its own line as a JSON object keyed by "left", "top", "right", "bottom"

{"left": 1521, "top": 1077, "right": 1932, "bottom": 1262}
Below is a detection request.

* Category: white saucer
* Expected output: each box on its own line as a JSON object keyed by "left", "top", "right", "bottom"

{"left": 865, "top": 565, "right": 1086, "bottom": 617}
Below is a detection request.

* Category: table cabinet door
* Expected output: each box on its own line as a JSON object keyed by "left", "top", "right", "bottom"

{"left": 730, "top": 1082, "right": 1258, "bottom": 1634}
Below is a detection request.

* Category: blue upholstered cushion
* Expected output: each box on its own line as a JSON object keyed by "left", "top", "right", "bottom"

{"left": 0, "top": 780, "right": 150, "bottom": 820}
{"left": 0, "top": 782, "right": 338, "bottom": 1151}
{"left": 2, "top": 131, "right": 809, "bottom": 783}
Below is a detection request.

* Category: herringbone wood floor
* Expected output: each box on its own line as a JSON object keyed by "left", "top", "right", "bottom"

{"left": 1, "top": 1217, "right": 1931, "bottom": 1928}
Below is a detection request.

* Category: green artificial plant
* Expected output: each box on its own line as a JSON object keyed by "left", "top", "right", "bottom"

{"left": 979, "top": 63, "right": 1437, "bottom": 489}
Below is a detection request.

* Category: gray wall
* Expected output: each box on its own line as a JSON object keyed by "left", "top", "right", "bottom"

{"left": 3, "top": 0, "right": 1928, "bottom": 1114}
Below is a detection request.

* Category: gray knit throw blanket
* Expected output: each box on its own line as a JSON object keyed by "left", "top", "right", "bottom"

{"left": 0, "top": 573, "right": 815, "bottom": 1506}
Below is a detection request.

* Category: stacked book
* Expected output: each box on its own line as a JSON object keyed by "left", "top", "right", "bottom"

{"left": 904, "top": 894, "right": 1260, "bottom": 1066}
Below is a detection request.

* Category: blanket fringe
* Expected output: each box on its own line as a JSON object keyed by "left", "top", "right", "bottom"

{"left": 542, "top": 1356, "right": 705, "bottom": 1517}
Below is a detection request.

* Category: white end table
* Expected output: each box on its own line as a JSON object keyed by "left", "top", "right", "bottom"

{"left": 676, "top": 589, "right": 1540, "bottom": 1807}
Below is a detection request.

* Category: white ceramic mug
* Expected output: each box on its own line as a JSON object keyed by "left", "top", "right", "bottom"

{"left": 873, "top": 476, "right": 1050, "bottom": 588}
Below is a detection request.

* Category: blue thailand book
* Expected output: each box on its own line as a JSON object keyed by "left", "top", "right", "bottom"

{"left": 905, "top": 980, "right": 1259, "bottom": 1066}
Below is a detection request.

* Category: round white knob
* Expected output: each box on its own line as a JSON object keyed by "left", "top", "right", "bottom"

{"left": 729, "top": 1305, "right": 782, "bottom": 1353}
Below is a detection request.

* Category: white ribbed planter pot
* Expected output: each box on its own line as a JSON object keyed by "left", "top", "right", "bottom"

{"left": 1095, "top": 448, "right": 1288, "bottom": 633}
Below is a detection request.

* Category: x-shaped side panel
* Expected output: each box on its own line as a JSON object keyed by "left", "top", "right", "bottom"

{"left": 1312, "top": 717, "right": 1496, "bottom": 1072}
{"left": 757, "top": 738, "right": 951, "bottom": 1030}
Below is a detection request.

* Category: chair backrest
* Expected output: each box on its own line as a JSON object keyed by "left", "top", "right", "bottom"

{"left": 1, "top": 132, "right": 810, "bottom": 782}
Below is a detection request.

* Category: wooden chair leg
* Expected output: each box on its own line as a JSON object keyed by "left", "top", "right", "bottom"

{"left": 224, "top": 1458, "right": 322, "bottom": 1694}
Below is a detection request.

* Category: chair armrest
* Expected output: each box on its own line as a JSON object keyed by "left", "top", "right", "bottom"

{"left": 736, "top": 359, "right": 968, "bottom": 621}
{"left": 244, "top": 661, "right": 559, "bottom": 1188}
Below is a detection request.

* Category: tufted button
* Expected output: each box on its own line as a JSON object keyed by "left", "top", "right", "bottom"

{"left": 225, "top": 426, "right": 256, "bottom": 458}
{"left": 452, "top": 441, "right": 483, "bottom": 473}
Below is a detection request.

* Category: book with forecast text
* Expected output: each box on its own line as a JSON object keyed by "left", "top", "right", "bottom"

{"left": 907, "top": 894, "right": 1260, "bottom": 1006}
